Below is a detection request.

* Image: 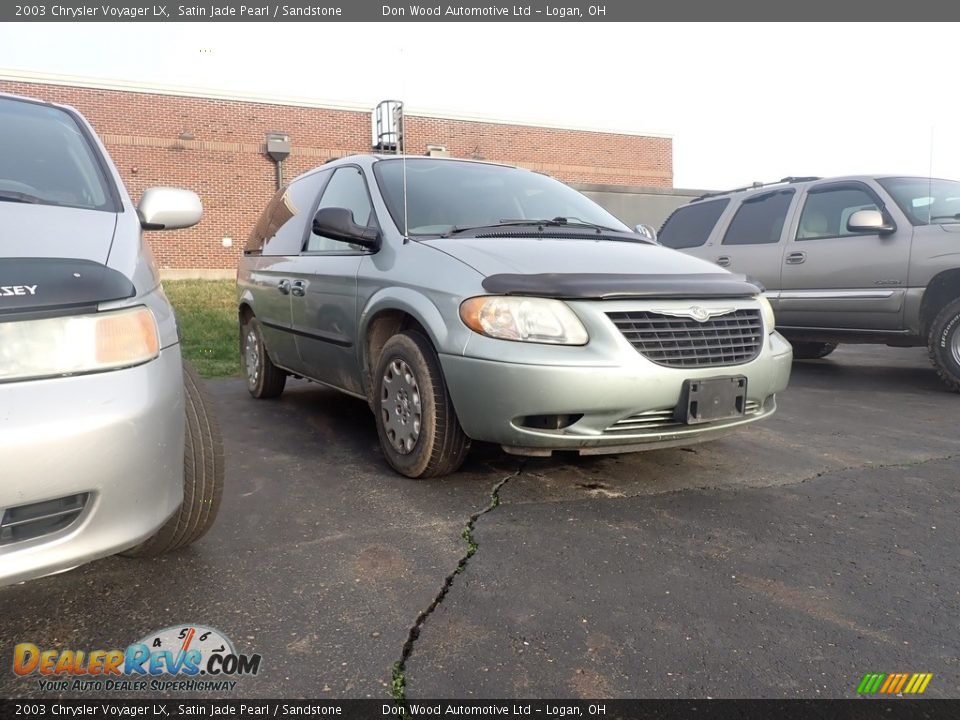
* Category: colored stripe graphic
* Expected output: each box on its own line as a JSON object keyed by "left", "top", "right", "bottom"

{"left": 857, "top": 672, "right": 932, "bottom": 695}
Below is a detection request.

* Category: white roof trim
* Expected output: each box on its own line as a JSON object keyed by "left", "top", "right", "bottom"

{"left": 0, "top": 68, "right": 672, "bottom": 139}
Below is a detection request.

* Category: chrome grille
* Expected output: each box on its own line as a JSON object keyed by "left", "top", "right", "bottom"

{"left": 608, "top": 309, "right": 763, "bottom": 368}
{"left": 607, "top": 400, "right": 761, "bottom": 434}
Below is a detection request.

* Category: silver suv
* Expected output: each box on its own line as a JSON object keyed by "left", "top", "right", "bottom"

{"left": 237, "top": 155, "right": 792, "bottom": 478}
{"left": 0, "top": 93, "right": 224, "bottom": 586}
{"left": 660, "top": 175, "right": 960, "bottom": 391}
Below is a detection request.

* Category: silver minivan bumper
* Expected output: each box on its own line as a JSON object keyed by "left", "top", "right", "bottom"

{"left": 0, "top": 347, "right": 184, "bottom": 586}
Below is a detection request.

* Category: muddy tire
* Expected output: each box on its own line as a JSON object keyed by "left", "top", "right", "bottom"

{"left": 791, "top": 341, "right": 838, "bottom": 360}
{"left": 374, "top": 331, "right": 470, "bottom": 478}
{"left": 927, "top": 298, "right": 960, "bottom": 392}
{"left": 122, "top": 361, "right": 225, "bottom": 556}
{"left": 242, "top": 317, "right": 286, "bottom": 399}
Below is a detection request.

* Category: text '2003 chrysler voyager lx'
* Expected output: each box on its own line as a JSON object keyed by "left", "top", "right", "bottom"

{"left": 237, "top": 156, "right": 792, "bottom": 478}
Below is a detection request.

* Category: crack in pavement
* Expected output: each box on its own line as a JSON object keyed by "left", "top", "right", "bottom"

{"left": 391, "top": 463, "right": 524, "bottom": 701}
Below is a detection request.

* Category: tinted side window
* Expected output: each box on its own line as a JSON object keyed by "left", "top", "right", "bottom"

{"left": 721, "top": 190, "right": 794, "bottom": 245}
{"left": 245, "top": 170, "right": 331, "bottom": 256}
{"left": 797, "top": 186, "right": 880, "bottom": 241}
{"left": 305, "top": 167, "right": 375, "bottom": 253}
{"left": 658, "top": 199, "right": 729, "bottom": 249}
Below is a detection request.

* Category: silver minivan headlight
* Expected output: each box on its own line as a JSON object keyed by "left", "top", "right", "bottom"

{"left": 0, "top": 306, "right": 160, "bottom": 383}
{"left": 757, "top": 295, "right": 776, "bottom": 334}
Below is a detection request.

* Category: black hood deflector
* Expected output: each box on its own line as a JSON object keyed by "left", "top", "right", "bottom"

{"left": 480, "top": 273, "right": 763, "bottom": 299}
{"left": 0, "top": 258, "right": 135, "bottom": 318}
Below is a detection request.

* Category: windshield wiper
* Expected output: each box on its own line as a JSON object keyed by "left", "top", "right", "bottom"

{"left": 930, "top": 213, "right": 960, "bottom": 222}
{"left": 0, "top": 190, "right": 43, "bottom": 204}
{"left": 442, "top": 217, "right": 620, "bottom": 237}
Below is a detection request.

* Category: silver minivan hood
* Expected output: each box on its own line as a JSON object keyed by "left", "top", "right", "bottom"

{"left": 425, "top": 236, "right": 731, "bottom": 277}
{"left": 1, "top": 202, "right": 118, "bottom": 263}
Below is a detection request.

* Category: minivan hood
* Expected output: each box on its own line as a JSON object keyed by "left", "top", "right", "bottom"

{"left": 426, "top": 236, "right": 728, "bottom": 277}
{"left": 1, "top": 202, "right": 118, "bottom": 263}
{"left": 425, "top": 236, "right": 762, "bottom": 298}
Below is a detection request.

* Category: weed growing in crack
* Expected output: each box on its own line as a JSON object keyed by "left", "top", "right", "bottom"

{"left": 388, "top": 465, "right": 522, "bottom": 700}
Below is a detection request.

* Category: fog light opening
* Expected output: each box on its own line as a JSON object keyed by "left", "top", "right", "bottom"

{"left": 518, "top": 413, "right": 583, "bottom": 430}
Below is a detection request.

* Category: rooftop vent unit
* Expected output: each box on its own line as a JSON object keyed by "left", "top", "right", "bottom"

{"left": 373, "top": 100, "right": 404, "bottom": 154}
{"left": 425, "top": 144, "right": 449, "bottom": 158}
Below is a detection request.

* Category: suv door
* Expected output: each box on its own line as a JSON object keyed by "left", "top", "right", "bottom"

{"left": 707, "top": 189, "right": 796, "bottom": 307}
{"left": 288, "top": 165, "right": 378, "bottom": 395}
{"left": 778, "top": 181, "right": 911, "bottom": 330}
{"left": 658, "top": 197, "right": 730, "bottom": 255}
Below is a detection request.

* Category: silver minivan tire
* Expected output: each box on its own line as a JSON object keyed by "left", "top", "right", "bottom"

{"left": 927, "top": 298, "right": 960, "bottom": 392}
{"left": 122, "top": 361, "right": 225, "bottom": 557}
{"left": 374, "top": 331, "right": 470, "bottom": 478}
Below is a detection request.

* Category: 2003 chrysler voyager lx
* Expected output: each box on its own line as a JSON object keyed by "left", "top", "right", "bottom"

{"left": 238, "top": 155, "right": 793, "bottom": 478}
{"left": 0, "top": 93, "right": 223, "bottom": 586}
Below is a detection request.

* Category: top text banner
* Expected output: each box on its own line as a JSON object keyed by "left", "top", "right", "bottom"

{"left": 3, "top": 0, "right": 955, "bottom": 21}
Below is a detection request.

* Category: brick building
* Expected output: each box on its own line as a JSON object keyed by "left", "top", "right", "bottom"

{"left": 0, "top": 72, "right": 673, "bottom": 275}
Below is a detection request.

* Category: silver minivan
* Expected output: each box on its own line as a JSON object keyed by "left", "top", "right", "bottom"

{"left": 238, "top": 155, "right": 793, "bottom": 478}
{"left": 0, "top": 93, "right": 224, "bottom": 586}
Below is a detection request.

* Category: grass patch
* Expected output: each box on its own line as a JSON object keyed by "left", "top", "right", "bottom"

{"left": 163, "top": 279, "right": 239, "bottom": 379}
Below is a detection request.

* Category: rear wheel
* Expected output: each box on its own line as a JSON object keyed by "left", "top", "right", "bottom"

{"left": 242, "top": 317, "right": 286, "bottom": 398}
{"left": 123, "top": 361, "right": 225, "bottom": 557}
{"left": 927, "top": 298, "right": 960, "bottom": 392}
{"left": 790, "top": 341, "right": 838, "bottom": 360}
{"left": 374, "top": 331, "right": 470, "bottom": 478}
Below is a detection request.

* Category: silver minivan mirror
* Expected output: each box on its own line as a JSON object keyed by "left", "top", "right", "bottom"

{"left": 634, "top": 223, "right": 658, "bottom": 242}
{"left": 847, "top": 209, "right": 894, "bottom": 235}
{"left": 138, "top": 187, "right": 203, "bottom": 230}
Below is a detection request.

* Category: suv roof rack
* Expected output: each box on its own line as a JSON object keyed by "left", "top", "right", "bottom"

{"left": 692, "top": 176, "right": 821, "bottom": 202}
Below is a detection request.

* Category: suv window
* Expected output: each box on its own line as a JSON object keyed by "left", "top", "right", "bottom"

{"left": 796, "top": 185, "right": 880, "bottom": 241}
{"left": 877, "top": 176, "right": 960, "bottom": 226}
{"left": 658, "top": 199, "right": 729, "bottom": 249}
{"left": 245, "top": 170, "right": 331, "bottom": 256}
{"left": 721, "top": 190, "right": 794, "bottom": 245}
{"left": 305, "top": 167, "right": 375, "bottom": 253}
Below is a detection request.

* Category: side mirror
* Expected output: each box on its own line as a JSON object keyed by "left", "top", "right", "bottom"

{"left": 138, "top": 187, "right": 203, "bottom": 230}
{"left": 312, "top": 207, "right": 381, "bottom": 250}
{"left": 634, "top": 223, "right": 658, "bottom": 242}
{"left": 847, "top": 209, "right": 895, "bottom": 235}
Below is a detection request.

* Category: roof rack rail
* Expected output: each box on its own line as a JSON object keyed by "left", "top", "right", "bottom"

{"left": 692, "top": 176, "right": 821, "bottom": 202}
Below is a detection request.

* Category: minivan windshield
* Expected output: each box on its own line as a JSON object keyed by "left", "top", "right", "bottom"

{"left": 878, "top": 177, "right": 960, "bottom": 225}
{"left": 373, "top": 158, "right": 630, "bottom": 236}
{"left": 0, "top": 97, "right": 115, "bottom": 212}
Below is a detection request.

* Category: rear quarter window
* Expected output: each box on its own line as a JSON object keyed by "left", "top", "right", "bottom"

{"left": 658, "top": 199, "right": 729, "bottom": 249}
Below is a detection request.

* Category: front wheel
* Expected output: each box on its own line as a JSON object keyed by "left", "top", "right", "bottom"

{"left": 374, "top": 331, "right": 470, "bottom": 478}
{"left": 927, "top": 298, "right": 960, "bottom": 392}
{"left": 122, "top": 361, "right": 225, "bottom": 557}
{"left": 790, "top": 341, "right": 838, "bottom": 360}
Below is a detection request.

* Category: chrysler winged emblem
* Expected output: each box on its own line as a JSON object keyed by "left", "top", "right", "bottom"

{"left": 651, "top": 306, "right": 734, "bottom": 322}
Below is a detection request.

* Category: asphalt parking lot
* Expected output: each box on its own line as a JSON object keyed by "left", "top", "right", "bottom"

{"left": 1, "top": 345, "right": 958, "bottom": 699}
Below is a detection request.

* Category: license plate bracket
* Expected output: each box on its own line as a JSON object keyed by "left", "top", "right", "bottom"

{"left": 676, "top": 376, "right": 747, "bottom": 425}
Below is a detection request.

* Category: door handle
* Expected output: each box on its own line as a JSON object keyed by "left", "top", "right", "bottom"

{"left": 277, "top": 279, "right": 291, "bottom": 295}
{"left": 290, "top": 280, "right": 306, "bottom": 297}
{"left": 785, "top": 252, "right": 806, "bottom": 265}
{"left": 715, "top": 256, "right": 731, "bottom": 267}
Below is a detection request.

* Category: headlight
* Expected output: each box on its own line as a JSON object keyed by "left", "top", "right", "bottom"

{"left": 0, "top": 306, "right": 160, "bottom": 383}
{"left": 756, "top": 294, "right": 776, "bottom": 334}
{"left": 459, "top": 296, "right": 588, "bottom": 345}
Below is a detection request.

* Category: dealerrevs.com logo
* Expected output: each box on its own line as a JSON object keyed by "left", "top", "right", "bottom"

{"left": 12, "top": 625, "right": 262, "bottom": 693}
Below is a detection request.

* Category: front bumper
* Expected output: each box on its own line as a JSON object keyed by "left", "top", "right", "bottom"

{"left": 440, "top": 330, "right": 792, "bottom": 455}
{"left": 0, "top": 348, "right": 184, "bottom": 586}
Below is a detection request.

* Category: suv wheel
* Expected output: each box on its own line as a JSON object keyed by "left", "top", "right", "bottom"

{"left": 927, "top": 298, "right": 960, "bottom": 392}
{"left": 791, "top": 341, "right": 838, "bottom": 360}
{"left": 374, "top": 331, "right": 470, "bottom": 478}
{"left": 123, "top": 361, "right": 225, "bottom": 557}
{"left": 242, "top": 317, "right": 286, "bottom": 398}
